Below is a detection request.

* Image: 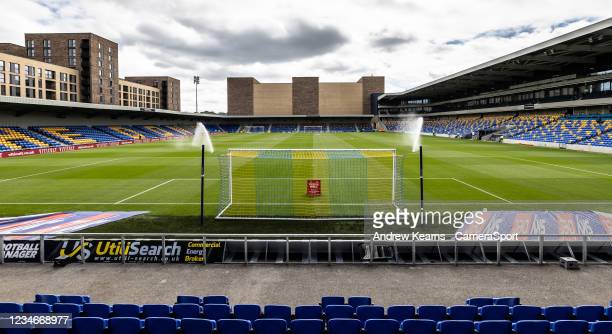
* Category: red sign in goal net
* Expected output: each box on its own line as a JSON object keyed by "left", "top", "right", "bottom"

{"left": 306, "top": 179, "right": 321, "bottom": 196}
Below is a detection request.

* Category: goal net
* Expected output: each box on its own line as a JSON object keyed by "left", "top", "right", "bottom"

{"left": 217, "top": 148, "right": 403, "bottom": 220}
{"left": 303, "top": 125, "right": 324, "bottom": 133}
{"left": 247, "top": 126, "right": 266, "bottom": 133}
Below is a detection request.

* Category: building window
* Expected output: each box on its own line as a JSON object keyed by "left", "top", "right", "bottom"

{"left": 0, "top": 60, "right": 4, "bottom": 72}
{"left": 600, "top": 81, "right": 612, "bottom": 92}
{"left": 10, "top": 74, "right": 20, "bottom": 85}
{"left": 45, "top": 70, "right": 55, "bottom": 79}
{"left": 68, "top": 39, "right": 76, "bottom": 48}
{"left": 43, "top": 40, "right": 51, "bottom": 48}
{"left": 0, "top": 73, "right": 4, "bottom": 84}
{"left": 9, "top": 63, "right": 19, "bottom": 74}
{"left": 10, "top": 86, "right": 20, "bottom": 97}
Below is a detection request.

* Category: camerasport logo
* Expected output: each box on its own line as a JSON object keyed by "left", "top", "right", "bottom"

{"left": 3, "top": 242, "right": 40, "bottom": 259}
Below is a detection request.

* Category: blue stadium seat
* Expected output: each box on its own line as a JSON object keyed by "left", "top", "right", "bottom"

{"left": 387, "top": 305, "right": 415, "bottom": 322}
{"left": 72, "top": 317, "right": 106, "bottom": 334}
{"left": 494, "top": 298, "right": 520, "bottom": 307}
{"left": 513, "top": 320, "right": 550, "bottom": 334}
{"left": 348, "top": 296, "right": 371, "bottom": 309}
{"left": 52, "top": 303, "right": 82, "bottom": 317}
{"left": 234, "top": 304, "right": 262, "bottom": 322}
{"left": 590, "top": 321, "right": 612, "bottom": 334}
{"left": 325, "top": 305, "right": 354, "bottom": 320}
{"left": 448, "top": 305, "right": 478, "bottom": 320}
{"left": 264, "top": 305, "right": 292, "bottom": 323}
{"left": 550, "top": 320, "right": 588, "bottom": 334}
{"left": 467, "top": 298, "right": 495, "bottom": 307}
{"left": 356, "top": 305, "right": 385, "bottom": 323}
{"left": 0, "top": 303, "right": 22, "bottom": 313}
{"left": 511, "top": 306, "right": 542, "bottom": 321}
{"left": 328, "top": 319, "right": 362, "bottom": 334}
{"left": 83, "top": 303, "right": 112, "bottom": 318}
{"left": 35, "top": 295, "right": 59, "bottom": 305}
{"left": 437, "top": 320, "right": 474, "bottom": 334}
{"left": 142, "top": 304, "right": 172, "bottom": 318}
{"left": 203, "top": 304, "right": 231, "bottom": 321}
{"left": 479, "top": 305, "right": 509, "bottom": 320}
{"left": 181, "top": 318, "right": 216, "bottom": 334}
{"left": 295, "top": 305, "right": 323, "bottom": 319}
{"left": 574, "top": 305, "right": 604, "bottom": 321}
{"left": 202, "top": 295, "right": 229, "bottom": 305}
{"left": 475, "top": 320, "right": 512, "bottom": 334}
{"left": 23, "top": 303, "right": 51, "bottom": 313}
{"left": 417, "top": 305, "right": 447, "bottom": 321}
{"left": 173, "top": 303, "right": 202, "bottom": 319}
{"left": 606, "top": 307, "right": 612, "bottom": 319}
{"left": 364, "top": 319, "right": 399, "bottom": 334}
{"left": 322, "top": 296, "right": 345, "bottom": 308}
{"left": 290, "top": 319, "right": 324, "bottom": 334}
{"left": 543, "top": 306, "right": 573, "bottom": 322}
{"left": 177, "top": 296, "right": 201, "bottom": 304}
{"left": 253, "top": 319, "right": 287, "bottom": 334}
{"left": 144, "top": 317, "right": 180, "bottom": 334}
{"left": 400, "top": 319, "right": 436, "bottom": 334}
{"left": 59, "top": 295, "right": 89, "bottom": 304}
{"left": 108, "top": 317, "right": 143, "bottom": 334}
{"left": 112, "top": 304, "right": 141, "bottom": 318}
{"left": 218, "top": 319, "right": 251, "bottom": 334}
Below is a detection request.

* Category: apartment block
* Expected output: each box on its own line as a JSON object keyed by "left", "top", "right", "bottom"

{"left": 0, "top": 52, "right": 78, "bottom": 101}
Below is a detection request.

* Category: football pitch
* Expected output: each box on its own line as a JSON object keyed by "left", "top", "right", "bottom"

{"left": 0, "top": 132, "right": 610, "bottom": 234}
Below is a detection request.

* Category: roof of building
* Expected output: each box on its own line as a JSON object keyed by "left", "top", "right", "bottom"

{"left": 380, "top": 18, "right": 612, "bottom": 102}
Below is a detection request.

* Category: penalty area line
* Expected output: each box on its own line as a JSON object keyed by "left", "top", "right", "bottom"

{"left": 451, "top": 178, "right": 513, "bottom": 204}
{"left": 113, "top": 179, "right": 176, "bottom": 204}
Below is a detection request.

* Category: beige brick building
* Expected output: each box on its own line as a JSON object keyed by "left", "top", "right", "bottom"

{"left": 0, "top": 52, "right": 78, "bottom": 102}
{"left": 119, "top": 79, "right": 160, "bottom": 109}
{"left": 227, "top": 76, "right": 384, "bottom": 116}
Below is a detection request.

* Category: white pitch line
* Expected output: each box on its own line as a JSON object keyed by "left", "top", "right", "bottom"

{"left": 114, "top": 179, "right": 176, "bottom": 204}
{"left": 0, "top": 158, "right": 123, "bottom": 183}
{"left": 451, "top": 178, "right": 513, "bottom": 204}
{"left": 504, "top": 157, "right": 612, "bottom": 177}
{"left": 0, "top": 201, "right": 611, "bottom": 205}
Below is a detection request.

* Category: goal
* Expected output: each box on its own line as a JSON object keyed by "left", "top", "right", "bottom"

{"left": 247, "top": 126, "right": 266, "bottom": 133}
{"left": 303, "top": 125, "right": 324, "bottom": 133}
{"left": 217, "top": 148, "right": 403, "bottom": 220}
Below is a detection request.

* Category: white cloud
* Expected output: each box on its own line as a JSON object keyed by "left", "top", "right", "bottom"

{"left": 0, "top": 0, "right": 608, "bottom": 112}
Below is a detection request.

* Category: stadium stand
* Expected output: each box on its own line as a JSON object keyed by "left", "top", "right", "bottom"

{"left": 219, "top": 124, "right": 240, "bottom": 133}
{"left": 0, "top": 125, "right": 193, "bottom": 153}
{"left": 1, "top": 295, "right": 610, "bottom": 334}
{"left": 508, "top": 118, "right": 611, "bottom": 145}
{"left": 270, "top": 124, "right": 298, "bottom": 133}
{"left": 329, "top": 123, "right": 356, "bottom": 132}
{"left": 32, "top": 126, "right": 120, "bottom": 144}
{"left": 0, "top": 126, "right": 63, "bottom": 151}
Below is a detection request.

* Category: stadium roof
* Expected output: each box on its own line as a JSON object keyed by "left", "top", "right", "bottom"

{"left": 379, "top": 18, "right": 612, "bottom": 102}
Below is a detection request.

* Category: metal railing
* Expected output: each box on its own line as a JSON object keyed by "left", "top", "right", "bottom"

{"left": 0, "top": 233, "right": 610, "bottom": 265}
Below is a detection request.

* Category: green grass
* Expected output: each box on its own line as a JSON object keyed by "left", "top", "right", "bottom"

{"left": 0, "top": 132, "right": 610, "bottom": 234}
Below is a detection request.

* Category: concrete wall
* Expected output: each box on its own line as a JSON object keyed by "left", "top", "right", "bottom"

{"left": 319, "top": 83, "right": 362, "bottom": 115}
{"left": 254, "top": 83, "right": 292, "bottom": 115}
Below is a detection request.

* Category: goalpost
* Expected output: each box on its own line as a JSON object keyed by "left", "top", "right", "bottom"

{"left": 217, "top": 148, "right": 403, "bottom": 220}
{"left": 303, "top": 125, "right": 324, "bottom": 133}
{"left": 247, "top": 126, "right": 266, "bottom": 133}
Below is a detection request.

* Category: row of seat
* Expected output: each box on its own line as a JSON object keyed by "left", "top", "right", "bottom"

{"left": 17, "top": 317, "right": 612, "bottom": 334}
{"left": 7, "top": 302, "right": 611, "bottom": 323}
{"left": 0, "top": 125, "right": 194, "bottom": 152}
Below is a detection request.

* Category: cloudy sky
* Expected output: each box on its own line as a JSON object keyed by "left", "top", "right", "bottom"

{"left": 0, "top": 0, "right": 609, "bottom": 113}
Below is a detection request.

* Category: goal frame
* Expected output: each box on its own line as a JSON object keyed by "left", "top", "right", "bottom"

{"left": 303, "top": 125, "right": 324, "bottom": 133}
{"left": 216, "top": 148, "right": 400, "bottom": 221}
{"left": 247, "top": 125, "right": 266, "bottom": 133}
